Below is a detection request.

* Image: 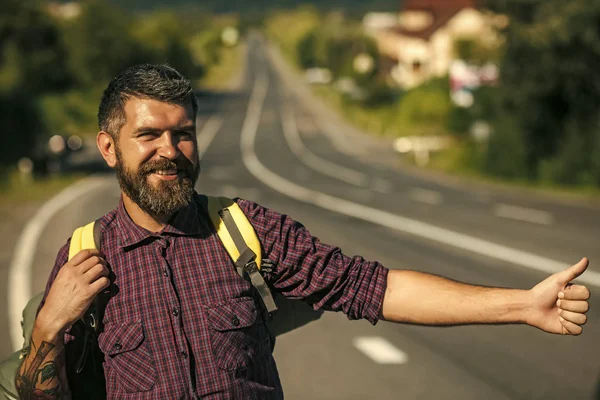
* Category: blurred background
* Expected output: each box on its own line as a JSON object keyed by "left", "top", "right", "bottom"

{"left": 1, "top": 0, "right": 599, "bottom": 399}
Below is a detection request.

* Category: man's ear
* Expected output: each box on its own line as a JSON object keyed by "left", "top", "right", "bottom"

{"left": 97, "top": 131, "right": 117, "bottom": 168}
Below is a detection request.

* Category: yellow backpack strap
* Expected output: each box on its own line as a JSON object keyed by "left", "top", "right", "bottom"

{"left": 207, "top": 196, "right": 262, "bottom": 269}
{"left": 68, "top": 220, "right": 101, "bottom": 260}
{"left": 67, "top": 218, "right": 104, "bottom": 368}
{"left": 207, "top": 196, "right": 277, "bottom": 313}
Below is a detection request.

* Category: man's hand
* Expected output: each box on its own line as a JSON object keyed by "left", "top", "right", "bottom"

{"left": 36, "top": 249, "right": 110, "bottom": 339}
{"left": 527, "top": 257, "right": 591, "bottom": 335}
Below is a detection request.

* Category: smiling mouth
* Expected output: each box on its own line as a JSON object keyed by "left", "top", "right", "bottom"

{"left": 148, "top": 169, "right": 183, "bottom": 181}
{"left": 154, "top": 169, "right": 178, "bottom": 176}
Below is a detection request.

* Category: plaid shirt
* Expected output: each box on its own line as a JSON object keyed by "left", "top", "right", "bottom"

{"left": 40, "top": 193, "right": 388, "bottom": 399}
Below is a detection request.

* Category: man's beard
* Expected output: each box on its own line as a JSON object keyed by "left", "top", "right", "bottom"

{"left": 114, "top": 146, "right": 200, "bottom": 216}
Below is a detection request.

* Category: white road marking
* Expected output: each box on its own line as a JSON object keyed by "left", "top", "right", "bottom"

{"left": 296, "top": 117, "right": 317, "bottom": 134}
{"left": 409, "top": 188, "right": 444, "bottom": 205}
{"left": 372, "top": 178, "right": 393, "bottom": 194}
{"left": 281, "top": 105, "right": 367, "bottom": 187}
{"left": 280, "top": 105, "right": 392, "bottom": 193}
{"left": 317, "top": 119, "right": 363, "bottom": 157}
{"left": 197, "top": 115, "right": 224, "bottom": 158}
{"left": 493, "top": 203, "right": 554, "bottom": 225}
{"left": 353, "top": 337, "right": 409, "bottom": 364}
{"left": 240, "top": 72, "right": 600, "bottom": 288}
{"left": 8, "top": 177, "right": 113, "bottom": 350}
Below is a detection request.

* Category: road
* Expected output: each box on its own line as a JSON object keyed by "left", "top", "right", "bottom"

{"left": 2, "top": 34, "right": 599, "bottom": 399}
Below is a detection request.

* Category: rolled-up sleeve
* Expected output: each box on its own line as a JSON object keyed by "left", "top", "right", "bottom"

{"left": 237, "top": 199, "right": 389, "bottom": 325}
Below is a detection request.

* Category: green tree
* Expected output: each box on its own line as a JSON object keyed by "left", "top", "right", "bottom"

{"left": 264, "top": 7, "right": 320, "bottom": 64}
{"left": 0, "top": 0, "right": 72, "bottom": 93}
{"left": 189, "top": 30, "right": 221, "bottom": 73}
{"left": 484, "top": 0, "right": 600, "bottom": 186}
{"left": 297, "top": 22, "right": 380, "bottom": 84}
{"left": 131, "top": 10, "right": 203, "bottom": 79}
{"left": 0, "top": 0, "right": 74, "bottom": 172}
{"left": 61, "top": 1, "right": 145, "bottom": 86}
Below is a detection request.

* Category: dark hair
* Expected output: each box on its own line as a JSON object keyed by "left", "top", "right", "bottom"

{"left": 98, "top": 64, "right": 198, "bottom": 137}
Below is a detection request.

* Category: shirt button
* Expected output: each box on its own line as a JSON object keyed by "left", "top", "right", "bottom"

{"left": 180, "top": 351, "right": 188, "bottom": 359}
{"left": 231, "top": 316, "right": 240, "bottom": 327}
{"left": 162, "top": 268, "right": 168, "bottom": 277}
{"left": 113, "top": 342, "right": 122, "bottom": 351}
{"left": 172, "top": 308, "right": 179, "bottom": 317}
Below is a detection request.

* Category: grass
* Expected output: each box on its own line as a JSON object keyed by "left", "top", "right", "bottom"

{"left": 197, "top": 44, "right": 244, "bottom": 90}
{"left": 420, "top": 144, "right": 600, "bottom": 201}
{"left": 0, "top": 170, "right": 85, "bottom": 207}
{"left": 311, "top": 87, "right": 395, "bottom": 136}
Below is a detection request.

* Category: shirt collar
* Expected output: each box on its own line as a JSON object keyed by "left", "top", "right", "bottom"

{"left": 116, "top": 193, "right": 205, "bottom": 248}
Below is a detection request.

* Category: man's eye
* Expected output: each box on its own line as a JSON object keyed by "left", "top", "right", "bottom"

{"left": 177, "top": 131, "right": 195, "bottom": 139}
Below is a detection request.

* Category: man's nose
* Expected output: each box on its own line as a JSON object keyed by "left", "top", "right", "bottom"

{"left": 157, "top": 132, "right": 180, "bottom": 160}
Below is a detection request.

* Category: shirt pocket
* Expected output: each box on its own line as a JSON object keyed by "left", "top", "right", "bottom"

{"left": 205, "top": 297, "right": 262, "bottom": 372}
{"left": 98, "top": 321, "right": 157, "bottom": 393}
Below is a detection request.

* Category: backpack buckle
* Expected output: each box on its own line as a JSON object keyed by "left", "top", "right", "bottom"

{"left": 244, "top": 260, "right": 258, "bottom": 274}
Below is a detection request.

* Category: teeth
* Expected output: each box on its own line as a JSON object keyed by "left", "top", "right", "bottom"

{"left": 156, "top": 170, "right": 177, "bottom": 175}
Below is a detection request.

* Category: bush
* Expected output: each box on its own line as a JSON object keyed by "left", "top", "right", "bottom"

{"left": 538, "top": 119, "right": 596, "bottom": 186}
{"left": 297, "top": 30, "right": 319, "bottom": 69}
{"left": 590, "top": 123, "right": 600, "bottom": 186}
{"left": 447, "top": 106, "right": 472, "bottom": 136}
{"left": 360, "top": 83, "right": 398, "bottom": 107}
{"left": 391, "top": 78, "right": 451, "bottom": 134}
{"left": 484, "top": 114, "right": 528, "bottom": 179}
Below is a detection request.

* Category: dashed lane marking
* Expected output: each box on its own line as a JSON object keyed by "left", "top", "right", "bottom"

{"left": 353, "top": 337, "right": 409, "bottom": 364}
{"left": 493, "top": 203, "right": 554, "bottom": 225}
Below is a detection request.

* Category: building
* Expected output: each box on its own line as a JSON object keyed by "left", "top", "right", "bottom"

{"left": 46, "top": 2, "right": 82, "bottom": 20}
{"left": 367, "top": 0, "right": 505, "bottom": 88}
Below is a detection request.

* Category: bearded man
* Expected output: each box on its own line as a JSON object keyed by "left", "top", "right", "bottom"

{"left": 15, "top": 64, "right": 591, "bottom": 399}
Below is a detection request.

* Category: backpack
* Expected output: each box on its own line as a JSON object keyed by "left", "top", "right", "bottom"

{"left": 0, "top": 196, "right": 323, "bottom": 399}
{"left": 205, "top": 196, "right": 323, "bottom": 336}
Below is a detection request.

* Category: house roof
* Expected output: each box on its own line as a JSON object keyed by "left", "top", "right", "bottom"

{"left": 386, "top": 0, "right": 480, "bottom": 40}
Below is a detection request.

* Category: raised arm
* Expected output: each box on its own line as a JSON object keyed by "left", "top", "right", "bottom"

{"left": 15, "top": 249, "right": 110, "bottom": 399}
{"left": 381, "top": 258, "right": 591, "bottom": 335}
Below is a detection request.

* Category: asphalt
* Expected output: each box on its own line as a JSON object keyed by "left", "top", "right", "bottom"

{"left": 1, "top": 34, "right": 599, "bottom": 399}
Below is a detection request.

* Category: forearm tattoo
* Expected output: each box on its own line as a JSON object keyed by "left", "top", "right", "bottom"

{"left": 15, "top": 341, "right": 65, "bottom": 399}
